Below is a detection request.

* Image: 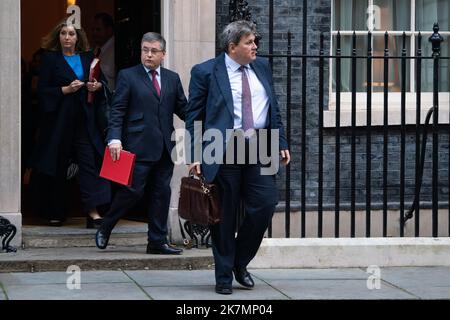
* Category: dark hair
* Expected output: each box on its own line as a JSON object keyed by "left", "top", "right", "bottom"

{"left": 141, "top": 32, "right": 166, "bottom": 51}
{"left": 94, "top": 12, "right": 114, "bottom": 29}
{"left": 41, "top": 20, "right": 90, "bottom": 52}
{"left": 219, "top": 20, "right": 257, "bottom": 53}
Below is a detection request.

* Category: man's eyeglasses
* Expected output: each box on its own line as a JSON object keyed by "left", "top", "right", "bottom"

{"left": 142, "top": 48, "right": 164, "bottom": 55}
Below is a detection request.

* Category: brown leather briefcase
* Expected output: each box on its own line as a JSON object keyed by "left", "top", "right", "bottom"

{"left": 178, "top": 175, "right": 221, "bottom": 226}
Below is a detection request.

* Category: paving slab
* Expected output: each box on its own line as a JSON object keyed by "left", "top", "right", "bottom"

{"left": 125, "top": 270, "right": 216, "bottom": 287}
{"left": 0, "top": 271, "right": 131, "bottom": 286}
{"left": 143, "top": 284, "right": 289, "bottom": 300}
{"left": 125, "top": 270, "right": 271, "bottom": 288}
{"left": 4, "top": 282, "right": 149, "bottom": 300}
{"left": 250, "top": 268, "right": 368, "bottom": 281}
{"left": 264, "top": 279, "right": 416, "bottom": 300}
{"left": 380, "top": 267, "right": 450, "bottom": 299}
{"left": 1, "top": 267, "right": 447, "bottom": 300}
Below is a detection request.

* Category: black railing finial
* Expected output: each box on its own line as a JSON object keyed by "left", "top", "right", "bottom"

{"left": 229, "top": 0, "right": 252, "bottom": 22}
{"left": 429, "top": 23, "right": 444, "bottom": 57}
{"left": 229, "top": 0, "right": 261, "bottom": 45}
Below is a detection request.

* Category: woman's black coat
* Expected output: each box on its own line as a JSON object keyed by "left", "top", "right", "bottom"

{"left": 34, "top": 50, "right": 105, "bottom": 177}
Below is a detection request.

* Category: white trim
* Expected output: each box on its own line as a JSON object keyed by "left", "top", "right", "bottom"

{"left": 324, "top": 92, "right": 450, "bottom": 127}
{"left": 329, "top": 0, "right": 450, "bottom": 127}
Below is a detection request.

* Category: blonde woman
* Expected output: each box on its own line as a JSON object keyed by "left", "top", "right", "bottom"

{"left": 32, "top": 21, "right": 111, "bottom": 227}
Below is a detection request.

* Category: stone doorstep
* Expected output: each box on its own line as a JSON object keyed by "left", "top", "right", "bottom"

{"left": 21, "top": 218, "right": 149, "bottom": 249}
{"left": 0, "top": 246, "right": 214, "bottom": 273}
{"left": 23, "top": 233, "right": 148, "bottom": 249}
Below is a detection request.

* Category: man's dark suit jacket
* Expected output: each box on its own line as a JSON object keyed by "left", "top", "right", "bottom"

{"left": 34, "top": 50, "right": 105, "bottom": 176}
{"left": 185, "top": 52, "right": 288, "bottom": 183}
{"left": 107, "top": 65, "right": 187, "bottom": 161}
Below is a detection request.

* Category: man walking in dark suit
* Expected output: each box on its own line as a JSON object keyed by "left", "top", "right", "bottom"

{"left": 95, "top": 32, "right": 187, "bottom": 255}
{"left": 186, "top": 20, "right": 291, "bottom": 294}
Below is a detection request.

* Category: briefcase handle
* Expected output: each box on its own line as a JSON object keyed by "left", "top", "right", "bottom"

{"left": 188, "top": 173, "right": 212, "bottom": 196}
{"left": 189, "top": 172, "right": 201, "bottom": 179}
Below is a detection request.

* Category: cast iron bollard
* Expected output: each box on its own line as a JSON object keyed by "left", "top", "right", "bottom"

{"left": 0, "top": 216, "right": 17, "bottom": 252}
{"left": 181, "top": 220, "right": 212, "bottom": 249}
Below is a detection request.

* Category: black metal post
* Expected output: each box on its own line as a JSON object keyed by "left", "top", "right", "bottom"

{"left": 286, "top": 31, "right": 292, "bottom": 238}
{"left": 335, "top": 31, "right": 341, "bottom": 238}
{"left": 267, "top": 0, "right": 274, "bottom": 238}
{"left": 269, "top": 0, "right": 274, "bottom": 70}
{"left": 366, "top": 31, "right": 372, "bottom": 237}
{"left": 351, "top": 31, "right": 357, "bottom": 237}
{"left": 301, "top": 0, "right": 307, "bottom": 238}
{"left": 415, "top": 32, "right": 422, "bottom": 237}
{"left": 400, "top": 32, "right": 407, "bottom": 237}
{"left": 383, "top": 32, "right": 389, "bottom": 237}
{"left": 318, "top": 33, "right": 324, "bottom": 238}
{"left": 429, "top": 23, "right": 443, "bottom": 237}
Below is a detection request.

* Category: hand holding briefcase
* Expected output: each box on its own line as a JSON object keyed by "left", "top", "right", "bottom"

{"left": 178, "top": 174, "right": 221, "bottom": 226}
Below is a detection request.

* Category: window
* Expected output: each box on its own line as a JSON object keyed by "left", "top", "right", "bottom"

{"left": 327, "top": 0, "right": 450, "bottom": 127}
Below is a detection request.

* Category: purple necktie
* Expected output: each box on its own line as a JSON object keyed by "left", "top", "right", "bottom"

{"left": 240, "top": 65, "right": 254, "bottom": 131}
{"left": 150, "top": 70, "right": 161, "bottom": 97}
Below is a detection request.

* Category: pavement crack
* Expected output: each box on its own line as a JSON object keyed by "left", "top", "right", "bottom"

{"left": 357, "top": 267, "right": 421, "bottom": 299}
{"left": 250, "top": 273, "right": 292, "bottom": 300}
{"left": 122, "top": 270, "right": 153, "bottom": 300}
{"left": 379, "top": 279, "right": 421, "bottom": 299}
{"left": 0, "top": 282, "right": 9, "bottom": 300}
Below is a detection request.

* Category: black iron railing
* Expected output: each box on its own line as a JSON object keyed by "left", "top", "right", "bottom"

{"left": 227, "top": 0, "right": 450, "bottom": 239}
{"left": 257, "top": 23, "right": 450, "bottom": 238}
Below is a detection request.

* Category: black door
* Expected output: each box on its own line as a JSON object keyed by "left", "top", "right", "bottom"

{"left": 115, "top": 0, "right": 161, "bottom": 71}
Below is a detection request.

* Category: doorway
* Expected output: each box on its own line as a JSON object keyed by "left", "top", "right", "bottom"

{"left": 20, "top": 0, "right": 161, "bottom": 225}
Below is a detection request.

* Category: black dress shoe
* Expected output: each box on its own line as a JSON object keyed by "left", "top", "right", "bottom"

{"left": 95, "top": 229, "right": 110, "bottom": 249}
{"left": 233, "top": 267, "right": 254, "bottom": 289}
{"left": 215, "top": 284, "right": 233, "bottom": 295}
{"left": 146, "top": 243, "right": 183, "bottom": 255}
{"left": 86, "top": 216, "right": 103, "bottom": 229}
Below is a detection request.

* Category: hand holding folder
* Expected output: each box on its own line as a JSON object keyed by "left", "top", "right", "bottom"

{"left": 100, "top": 147, "right": 136, "bottom": 186}
{"left": 87, "top": 58, "right": 101, "bottom": 104}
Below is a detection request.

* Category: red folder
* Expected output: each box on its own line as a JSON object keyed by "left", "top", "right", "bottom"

{"left": 87, "top": 58, "right": 101, "bottom": 104}
{"left": 99, "top": 147, "right": 136, "bottom": 186}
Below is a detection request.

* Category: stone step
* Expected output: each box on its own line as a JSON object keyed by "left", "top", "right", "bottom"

{"left": 22, "top": 218, "right": 149, "bottom": 249}
{"left": 0, "top": 245, "right": 214, "bottom": 273}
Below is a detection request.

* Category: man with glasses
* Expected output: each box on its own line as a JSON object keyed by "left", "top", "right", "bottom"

{"left": 95, "top": 32, "right": 187, "bottom": 255}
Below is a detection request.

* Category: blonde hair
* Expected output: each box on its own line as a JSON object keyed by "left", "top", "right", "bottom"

{"left": 41, "top": 20, "right": 90, "bottom": 52}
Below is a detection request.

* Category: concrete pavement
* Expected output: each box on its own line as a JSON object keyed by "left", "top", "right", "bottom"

{"left": 1, "top": 267, "right": 450, "bottom": 300}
